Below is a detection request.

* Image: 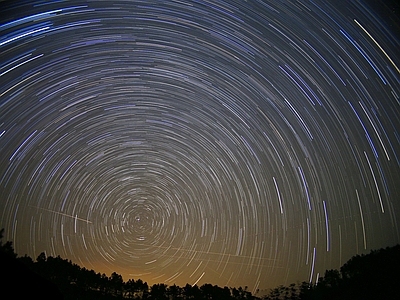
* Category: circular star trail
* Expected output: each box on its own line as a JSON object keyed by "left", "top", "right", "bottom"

{"left": 0, "top": 0, "right": 399, "bottom": 292}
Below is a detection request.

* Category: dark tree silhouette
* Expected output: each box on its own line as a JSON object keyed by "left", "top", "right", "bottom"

{"left": 150, "top": 283, "right": 168, "bottom": 300}
{"left": 263, "top": 245, "right": 400, "bottom": 300}
{"left": 339, "top": 245, "right": 399, "bottom": 300}
{"left": 0, "top": 229, "right": 17, "bottom": 259}
{"left": 0, "top": 229, "right": 64, "bottom": 299}
{"left": 167, "top": 283, "right": 182, "bottom": 299}
{"left": 110, "top": 271, "right": 124, "bottom": 298}
{"left": 183, "top": 283, "right": 202, "bottom": 299}
{"left": 124, "top": 278, "right": 136, "bottom": 299}
{"left": 2, "top": 227, "right": 397, "bottom": 300}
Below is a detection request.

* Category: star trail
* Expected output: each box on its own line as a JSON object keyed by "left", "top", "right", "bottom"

{"left": 0, "top": 0, "right": 399, "bottom": 293}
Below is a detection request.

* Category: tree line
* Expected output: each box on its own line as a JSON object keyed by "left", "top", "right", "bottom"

{"left": 0, "top": 229, "right": 398, "bottom": 299}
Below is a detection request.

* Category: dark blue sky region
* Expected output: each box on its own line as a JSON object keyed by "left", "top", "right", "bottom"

{"left": 0, "top": 0, "right": 399, "bottom": 292}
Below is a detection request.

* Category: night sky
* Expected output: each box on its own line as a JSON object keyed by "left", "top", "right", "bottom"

{"left": 1, "top": 0, "right": 399, "bottom": 293}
